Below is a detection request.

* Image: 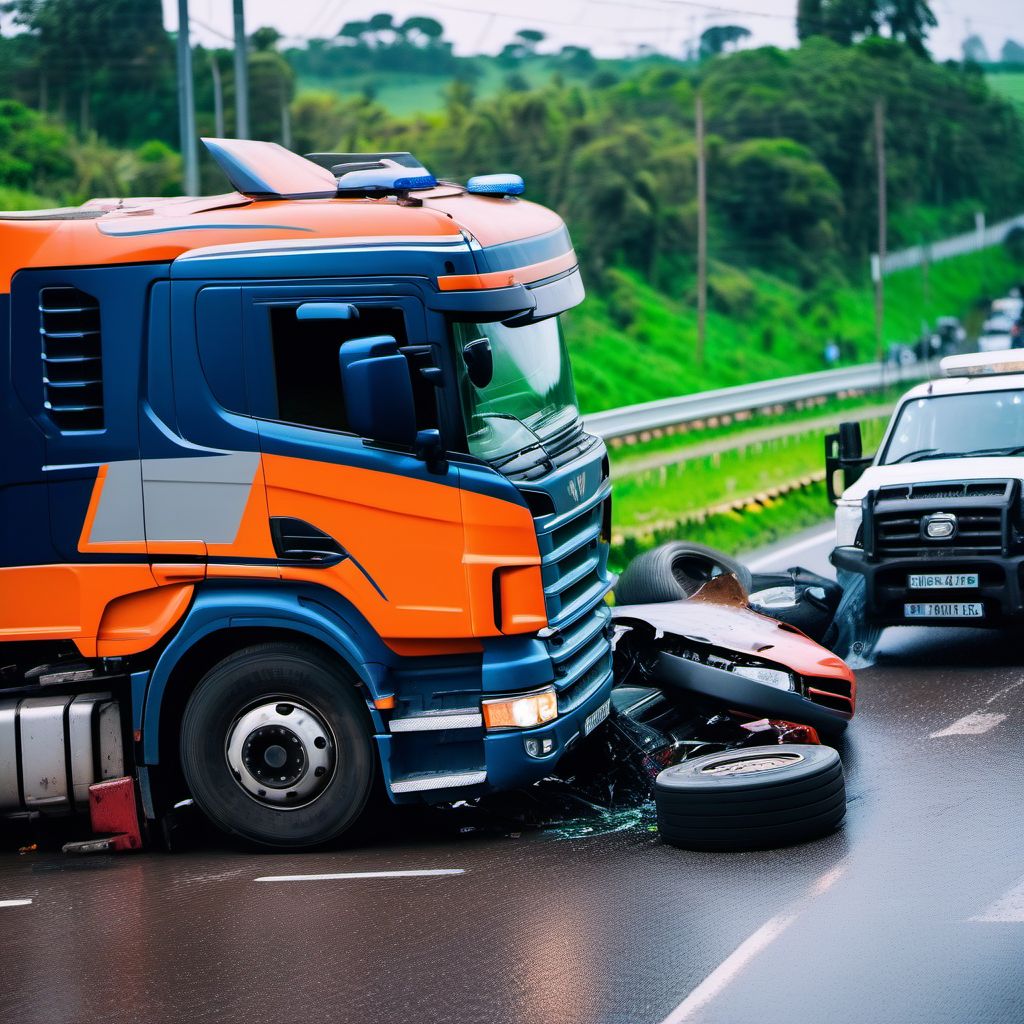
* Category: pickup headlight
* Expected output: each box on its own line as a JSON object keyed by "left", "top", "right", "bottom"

{"left": 835, "top": 503, "right": 863, "bottom": 548}
{"left": 732, "top": 665, "right": 795, "bottom": 691}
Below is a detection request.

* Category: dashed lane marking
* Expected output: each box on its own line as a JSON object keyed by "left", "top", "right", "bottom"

{"left": 657, "top": 861, "right": 847, "bottom": 1024}
{"left": 930, "top": 711, "right": 1008, "bottom": 738}
{"left": 255, "top": 869, "right": 466, "bottom": 883}
{"left": 0, "top": 899, "right": 33, "bottom": 908}
{"left": 971, "top": 876, "right": 1024, "bottom": 923}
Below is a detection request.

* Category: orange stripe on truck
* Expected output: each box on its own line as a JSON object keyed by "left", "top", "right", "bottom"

{"left": 437, "top": 250, "right": 578, "bottom": 291}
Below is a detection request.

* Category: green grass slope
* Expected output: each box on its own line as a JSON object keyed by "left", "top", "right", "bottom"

{"left": 565, "top": 246, "right": 1024, "bottom": 413}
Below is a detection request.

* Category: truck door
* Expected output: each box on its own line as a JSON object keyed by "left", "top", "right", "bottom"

{"left": 146, "top": 281, "right": 276, "bottom": 582}
{"left": 239, "top": 285, "right": 472, "bottom": 643}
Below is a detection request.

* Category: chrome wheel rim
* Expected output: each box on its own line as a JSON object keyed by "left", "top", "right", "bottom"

{"left": 225, "top": 699, "right": 335, "bottom": 808}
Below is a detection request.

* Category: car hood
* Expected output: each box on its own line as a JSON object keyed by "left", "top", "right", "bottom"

{"left": 612, "top": 576, "right": 853, "bottom": 683}
{"left": 843, "top": 457, "right": 1024, "bottom": 502}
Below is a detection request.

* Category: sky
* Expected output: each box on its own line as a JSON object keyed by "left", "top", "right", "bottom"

{"left": 162, "top": 0, "right": 1022, "bottom": 63}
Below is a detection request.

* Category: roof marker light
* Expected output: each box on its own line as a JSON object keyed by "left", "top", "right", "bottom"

{"left": 466, "top": 174, "right": 525, "bottom": 197}
{"left": 941, "top": 350, "right": 1024, "bottom": 378}
{"left": 335, "top": 164, "right": 437, "bottom": 196}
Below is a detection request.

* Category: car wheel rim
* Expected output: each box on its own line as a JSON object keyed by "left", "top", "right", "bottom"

{"left": 225, "top": 699, "right": 336, "bottom": 808}
{"left": 698, "top": 751, "right": 804, "bottom": 777}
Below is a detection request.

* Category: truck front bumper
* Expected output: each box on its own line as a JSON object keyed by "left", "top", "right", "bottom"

{"left": 832, "top": 545, "right": 1024, "bottom": 626}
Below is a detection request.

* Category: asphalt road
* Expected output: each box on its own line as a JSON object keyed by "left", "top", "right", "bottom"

{"left": 2, "top": 529, "right": 1022, "bottom": 1024}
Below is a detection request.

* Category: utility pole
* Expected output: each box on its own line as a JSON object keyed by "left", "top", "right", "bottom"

{"left": 233, "top": 0, "right": 250, "bottom": 138}
{"left": 873, "top": 97, "right": 887, "bottom": 365}
{"left": 696, "top": 93, "right": 707, "bottom": 366}
{"left": 210, "top": 54, "right": 225, "bottom": 138}
{"left": 176, "top": 0, "right": 200, "bottom": 195}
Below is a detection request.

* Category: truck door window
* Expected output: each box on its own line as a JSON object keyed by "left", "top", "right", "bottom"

{"left": 269, "top": 305, "right": 408, "bottom": 432}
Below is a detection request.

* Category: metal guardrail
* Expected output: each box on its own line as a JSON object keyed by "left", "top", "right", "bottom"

{"left": 584, "top": 360, "right": 932, "bottom": 442}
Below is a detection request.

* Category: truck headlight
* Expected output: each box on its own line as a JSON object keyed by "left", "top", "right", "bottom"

{"left": 732, "top": 665, "right": 795, "bottom": 691}
{"left": 482, "top": 687, "right": 558, "bottom": 730}
{"left": 835, "top": 503, "right": 863, "bottom": 547}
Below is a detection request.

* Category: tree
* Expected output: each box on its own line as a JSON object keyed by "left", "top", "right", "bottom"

{"left": 699, "top": 25, "right": 752, "bottom": 59}
{"left": 962, "top": 35, "right": 989, "bottom": 64}
{"left": 795, "top": 0, "right": 934, "bottom": 53}
{"left": 883, "top": 0, "right": 936, "bottom": 56}
{"left": 515, "top": 29, "right": 546, "bottom": 53}
{"left": 3, "top": 0, "right": 174, "bottom": 142}
{"left": 797, "top": 0, "right": 824, "bottom": 41}
{"left": 250, "top": 26, "right": 282, "bottom": 53}
{"left": 401, "top": 16, "right": 444, "bottom": 47}
{"left": 1002, "top": 39, "right": 1024, "bottom": 64}
{"left": 338, "top": 20, "right": 369, "bottom": 46}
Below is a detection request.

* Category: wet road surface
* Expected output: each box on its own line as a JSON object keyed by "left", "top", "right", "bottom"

{"left": 2, "top": 530, "right": 1022, "bottom": 1024}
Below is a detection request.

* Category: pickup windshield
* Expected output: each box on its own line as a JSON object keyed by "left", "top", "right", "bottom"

{"left": 882, "top": 390, "right": 1024, "bottom": 464}
{"left": 452, "top": 317, "right": 581, "bottom": 463}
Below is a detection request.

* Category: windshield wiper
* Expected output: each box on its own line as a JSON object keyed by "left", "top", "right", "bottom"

{"left": 952, "top": 445, "right": 1024, "bottom": 458}
{"left": 889, "top": 448, "right": 940, "bottom": 464}
{"left": 888, "top": 445, "right": 1024, "bottom": 465}
{"left": 478, "top": 412, "right": 551, "bottom": 465}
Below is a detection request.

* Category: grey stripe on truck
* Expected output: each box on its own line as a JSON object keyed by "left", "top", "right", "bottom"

{"left": 88, "top": 452, "right": 260, "bottom": 547}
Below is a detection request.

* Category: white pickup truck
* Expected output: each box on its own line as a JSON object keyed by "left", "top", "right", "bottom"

{"left": 827, "top": 350, "right": 1024, "bottom": 639}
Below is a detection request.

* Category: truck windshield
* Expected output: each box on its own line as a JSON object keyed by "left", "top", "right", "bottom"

{"left": 882, "top": 391, "right": 1024, "bottom": 464}
{"left": 452, "top": 317, "right": 581, "bottom": 463}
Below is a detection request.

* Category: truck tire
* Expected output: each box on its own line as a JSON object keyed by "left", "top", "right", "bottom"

{"left": 615, "top": 541, "right": 754, "bottom": 605}
{"left": 654, "top": 744, "right": 845, "bottom": 850}
{"left": 180, "top": 642, "right": 376, "bottom": 849}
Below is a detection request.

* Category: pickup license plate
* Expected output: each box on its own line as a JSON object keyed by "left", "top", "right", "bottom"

{"left": 904, "top": 602, "right": 984, "bottom": 619}
{"left": 908, "top": 573, "right": 979, "bottom": 589}
{"left": 583, "top": 700, "right": 610, "bottom": 736}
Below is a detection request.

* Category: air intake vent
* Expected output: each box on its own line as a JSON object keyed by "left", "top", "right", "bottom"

{"left": 40, "top": 286, "right": 104, "bottom": 432}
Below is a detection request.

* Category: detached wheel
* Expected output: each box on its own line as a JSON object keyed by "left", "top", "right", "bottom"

{"left": 180, "top": 643, "right": 376, "bottom": 849}
{"left": 655, "top": 744, "right": 845, "bottom": 850}
{"left": 615, "top": 541, "right": 753, "bottom": 605}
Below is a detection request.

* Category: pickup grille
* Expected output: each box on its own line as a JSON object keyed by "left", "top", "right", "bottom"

{"left": 868, "top": 479, "right": 1016, "bottom": 559}
{"left": 874, "top": 509, "right": 1005, "bottom": 557}
{"left": 530, "top": 482, "right": 614, "bottom": 716}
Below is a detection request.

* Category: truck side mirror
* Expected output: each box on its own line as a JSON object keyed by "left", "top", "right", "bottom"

{"left": 338, "top": 335, "right": 416, "bottom": 446}
{"left": 462, "top": 336, "right": 493, "bottom": 388}
{"left": 824, "top": 420, "right": 872, "bottom": 505}
{"left": 838, "top": 420, "right": 862, "bottom": 461}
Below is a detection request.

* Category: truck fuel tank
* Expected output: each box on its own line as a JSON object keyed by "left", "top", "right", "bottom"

{"left": 0, "top": 693, "right": 124, "bottom": 815}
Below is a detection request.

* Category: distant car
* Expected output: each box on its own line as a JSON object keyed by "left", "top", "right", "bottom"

{"left": 991, "top": 296, "right": 1024, "bottom": 321}
{"left": 934, "top": 316, "right": 966, "bottom": 354}
{"left": 978, "top": 317, "right": 1015, "bottom": 352}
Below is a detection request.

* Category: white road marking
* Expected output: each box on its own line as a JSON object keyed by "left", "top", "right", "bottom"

{"left": 929, "top": 711, "right": 1008, "bottom": 738}
{"left": 747, "top": 529, "right": 833, "bottom": 572}
{"left": 984, "top": 678, "right": 1024, "bottom": 705}
{"left": 0, "top": 899, "right": 33, "bottom": 908}
{"left": 971, "top": 876, "right": 1024, "bottom": 923}
{"left": 255, "top": 869, "right": 465, "bottom": 883}
{"left": 658, "top": 862, "right": 847, "bottom": 1024}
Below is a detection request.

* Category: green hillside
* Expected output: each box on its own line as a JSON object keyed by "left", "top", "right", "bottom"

{"left": 566, "top": 245, "right": 1024, "bottom": 413}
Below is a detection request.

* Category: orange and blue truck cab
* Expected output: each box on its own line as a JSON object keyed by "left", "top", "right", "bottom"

{"left": 0, "top": 140, "right": 614, "bottom": 847}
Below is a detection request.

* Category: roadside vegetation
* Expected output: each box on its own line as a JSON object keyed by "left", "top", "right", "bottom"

{"left": 3, "top": 4, "right": 1023, "bottom": 413}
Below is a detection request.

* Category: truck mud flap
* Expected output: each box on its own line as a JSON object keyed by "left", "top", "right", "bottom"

{"left": 652, "top": 651, "right": 850, "bottom": 735}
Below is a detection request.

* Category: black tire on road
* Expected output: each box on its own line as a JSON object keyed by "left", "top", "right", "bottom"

{"left": 180, "top": 642, "right": 376, "bottom": 850}
{"left": 655, "top": 744, "right": 845, "bottom": 850}
{"left": 614, "top": 541, "right": 754, "bottom": 605}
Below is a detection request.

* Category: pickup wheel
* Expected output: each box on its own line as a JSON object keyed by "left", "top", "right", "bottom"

{"left": 654, "top": 744, "right": 845, "bottom": 851}
{"left": 180, "top": 643, "right": 376, "bottom": 849}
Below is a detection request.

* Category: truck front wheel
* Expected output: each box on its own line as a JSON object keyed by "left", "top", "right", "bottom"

{"left": 180, "top": 643, "right": 376, "bottom": 849}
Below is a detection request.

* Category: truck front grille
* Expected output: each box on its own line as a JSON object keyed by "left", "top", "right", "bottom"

{"left": 531, "top": 484, "right": 615, "bottom": 716}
